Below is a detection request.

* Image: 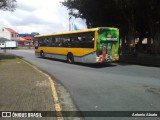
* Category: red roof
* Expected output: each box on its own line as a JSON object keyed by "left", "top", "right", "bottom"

{"left": 5, "top": 28, "right": 17, "bottom": 33}
{"left": 20, "top": 36, "right": 33, "bottom": 41}
{"left": 18, "top": 37, "right": 28, "bottom": 42}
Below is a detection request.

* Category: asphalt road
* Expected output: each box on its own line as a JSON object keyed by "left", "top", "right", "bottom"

{"left": 6, "top": 49, "right": 160, "bottom": 120}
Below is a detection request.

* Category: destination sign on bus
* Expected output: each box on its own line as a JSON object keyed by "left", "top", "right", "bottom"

{"left": 101, "top": 38, "right": 118, "bottom": 41}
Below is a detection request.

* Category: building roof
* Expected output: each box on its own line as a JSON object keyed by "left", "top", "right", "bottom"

{"left": 18, "top": 37, "right": 28, "bottom": 42}
{"left": 5, "top": 28, "right": 17, "bottom": 34}
{"left": 18, "top": 36, "right": 33, "bottom": 41}
{"left": 21, "top": 36, "right": 33, "bottom": 40}
{"left": 18, "top": 34, "right": 35, "bottom": 37}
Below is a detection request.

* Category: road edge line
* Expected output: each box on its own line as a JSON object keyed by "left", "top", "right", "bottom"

{"left": 19, "top": 58, "right": 64, "bottom": 120}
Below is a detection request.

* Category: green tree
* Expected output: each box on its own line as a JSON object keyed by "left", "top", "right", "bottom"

{"left": 136, "top": 0, "right": 160, "bottom": 54}
{"left": 62, "top": 0, "right": 160, "bottom": 54}
{"left": 0, "top": 0, "right": 17, "bottom": 11}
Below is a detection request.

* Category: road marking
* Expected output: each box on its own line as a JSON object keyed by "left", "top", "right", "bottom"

{"left": 19, "top": 58, "right": 64, "bottom": 120}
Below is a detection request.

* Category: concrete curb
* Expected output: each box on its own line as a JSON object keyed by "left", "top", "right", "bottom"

{"left": 19, "top": 58, "right": 64, "bottom": 120}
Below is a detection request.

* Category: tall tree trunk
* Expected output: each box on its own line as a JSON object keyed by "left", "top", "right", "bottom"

{"left": 147, "top": 16, "right": 155, "bottom": 54}
{"left": 126, "top": 14, "right": 136, "bottom": 52}
{"left": 147, "top": 36, "right": 152, "bottom": 54}
{"left": 153, "top": 23, "right": 160, "bottom": 54}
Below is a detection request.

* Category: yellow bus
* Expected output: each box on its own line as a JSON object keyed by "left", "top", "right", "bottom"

{"left": 34, "top": 27, "right": 119, "bottom": 63}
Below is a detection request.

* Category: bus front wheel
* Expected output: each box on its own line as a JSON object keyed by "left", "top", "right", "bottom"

{"left": 40, "top": 51, "right": 45, "bottom": 57}
{"left": 67, "top": 53, "right": 74, "bottom": 63}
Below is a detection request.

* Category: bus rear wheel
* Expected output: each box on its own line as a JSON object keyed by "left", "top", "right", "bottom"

{"left": 67, "top": 53, "right": 74, "bottom": 64}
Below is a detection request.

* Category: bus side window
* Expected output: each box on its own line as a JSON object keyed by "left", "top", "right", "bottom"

{"left": 47, "top": 37, "right": 53, "bottom": 47}
{"left": 85, "top": 33, "right": 94, "bottom": 48}
{"left": 63, "top": 36, "right": 71, "bottom": 47}
{"left": 45, "top": 37, "right": 51, "bottom": 47}
{"left": 34, "top": 38, "right": 38, "bottom": 47}
{"left": 39, "top": 38, "right": 44, "bottom": 46}
{"left": 78, "top": 36, "right": 83, "bottom": 47}
{"left": 76, "top": 32, "right": 94, "bottom": 48}
{"left": 79, "top": 36, "right": 86, "bottom": 48}
{"left": 70, "top": 36, "right": 76, "bottom": 47}
{"left": 40, "top": 37, "right": 47, "bottom": 47}
{"left": 60, "top": 37, "right": 66, "bottom": 47}
{"left": 71, "top": 34, "right": 82, "bottom": 48}
{"left": 55, "top": 37, "right": 60, "bottom": 47}
{"left": 51, "top": 37, "right": 56, "bottom": 47}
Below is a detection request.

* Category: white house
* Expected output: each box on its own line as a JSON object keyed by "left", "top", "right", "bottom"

{"left": 0, "top": 27, "right": 18, "bottom": 41}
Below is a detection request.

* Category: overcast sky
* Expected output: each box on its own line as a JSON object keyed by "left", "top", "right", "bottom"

{"left": 0, "top": 0, "right": 87, "bottom": 34}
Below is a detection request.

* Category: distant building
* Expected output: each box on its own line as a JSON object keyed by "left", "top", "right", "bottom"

{"left": 0, "top": 27, "right": 19, "bottom": 41}
{"left": 18, "top": 34, "right": 34, "bottom": 41}
{"left": 18, "top": 33, "right": 36, "bottom": 46}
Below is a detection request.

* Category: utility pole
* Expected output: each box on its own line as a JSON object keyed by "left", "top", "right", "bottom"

{"left": 69, "top": 9, "right": 72, "bottom": 31}
{"left": 4, "top": 41, "right": 6, "bottom": 53}
{"left": 69, "top": 15, "right": 71, "bottom": 31}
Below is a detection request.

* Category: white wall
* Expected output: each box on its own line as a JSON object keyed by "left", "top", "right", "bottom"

{"left": 0, "top": 27, "right": 18, "bottom": 40}
{"left": 0, "top": 28, "right": 11, "bottom": 40}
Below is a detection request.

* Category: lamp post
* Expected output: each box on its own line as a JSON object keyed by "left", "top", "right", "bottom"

{"left": 4, "top": 41, "right": 6, "bottom": 53}
{"left": 69, "top": 15, "right": 71, "bottom": 31}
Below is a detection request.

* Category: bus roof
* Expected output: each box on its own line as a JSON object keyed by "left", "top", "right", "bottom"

{"left": 35, "top": 27, "right": 118, "bottom": 38}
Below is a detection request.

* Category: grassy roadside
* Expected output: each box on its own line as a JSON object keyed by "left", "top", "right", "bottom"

{"left": 0, "top": 53, "right": 17, "bottom": 60}
{"left": 18, "top": 46, "right": 34, "bottom": 49}
{"left": 0, "top": 53, "right": 56, "bottom": 117}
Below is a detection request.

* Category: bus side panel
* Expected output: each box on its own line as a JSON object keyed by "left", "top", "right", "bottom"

{"left": 35, "top": 47, "right": 42, "bottom": 57}
{"left": 45, "top": 52, "right": 66, "bottom": 60}
{"left": 36, "top": 47, "right": 84, "bottom": 60}
{"left": 75, "top": 48, "right": 96, "bottom": 63}
{"left": 35, "top": 47, "right": 97, "bottom": 63}
{"left": 78, "top": 52, "right": 97, "bottom": 63}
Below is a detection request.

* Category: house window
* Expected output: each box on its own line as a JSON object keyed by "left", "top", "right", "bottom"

{"left": 12, "top": 34, "right": 14, "bottom": 38}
